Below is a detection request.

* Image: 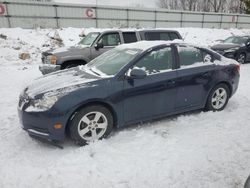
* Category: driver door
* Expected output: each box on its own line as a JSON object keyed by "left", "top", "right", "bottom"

{"left": 90, "top": 32, "right": 121, "bottom": 60}
{"left": 122, "top": 46, "right": 178, "bottom": 124}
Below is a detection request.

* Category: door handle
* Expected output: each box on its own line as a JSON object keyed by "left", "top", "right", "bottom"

{"left": 166, "top": 80, "right": 176, "bottom": 86}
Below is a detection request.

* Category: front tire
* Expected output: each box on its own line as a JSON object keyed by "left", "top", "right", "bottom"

{"left": 206, "top": 84, "right": 230, "bottom": 111}
{"left": 237, "top": 53, "right": 246, "bottom": 64}
{"left": 69, "top": 105, "right": 113, "bottom": 146}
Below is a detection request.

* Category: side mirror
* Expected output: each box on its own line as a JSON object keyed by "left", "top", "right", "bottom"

{"left": 127, "top": 68, "right": 147, "bottom": 79}
{"left": 246, "top": 41, "right": 250, "bottom": 47}
{"left": 94, "top": 42, "right": 104, "bottom": 50}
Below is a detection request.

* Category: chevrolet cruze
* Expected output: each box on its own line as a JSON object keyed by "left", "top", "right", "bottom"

{"left": 18, "top": 41, "right": 240, "bottom": 145}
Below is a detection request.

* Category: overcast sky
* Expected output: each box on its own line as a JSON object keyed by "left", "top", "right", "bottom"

{"left": 54, "top": 0, "right": 157, "bottom": 8}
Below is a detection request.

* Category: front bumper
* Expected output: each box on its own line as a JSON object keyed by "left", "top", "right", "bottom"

{"left": 39, "top": 64, "right": 61, "bottom": 75}
{"left": 213, "top": 50, "right": 236, "bottom": 60}
{"left": 18, "top": 106, "right": 67, "bottom": 142}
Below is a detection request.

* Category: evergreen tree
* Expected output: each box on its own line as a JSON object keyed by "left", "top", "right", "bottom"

{"left": 243, "top": 0, "right": 250, "bottom": 13}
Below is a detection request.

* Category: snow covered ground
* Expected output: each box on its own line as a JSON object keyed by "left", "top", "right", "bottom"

{"left": 0, "top": 27, "right": 250, "bottom": 188}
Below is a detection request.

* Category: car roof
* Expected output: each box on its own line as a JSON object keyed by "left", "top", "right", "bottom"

{"left": 116, "top": 40, "right": 184, "bottom": 51}
{"left": 89, "top": 28, "right": 180, "bottom": 34}
{"left": 137, "top": 29, "right": 180, "bottom": 33}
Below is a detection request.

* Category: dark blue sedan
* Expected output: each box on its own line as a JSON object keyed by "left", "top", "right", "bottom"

{"left": 18, "top": 41, "right": 240, "bottom": 145}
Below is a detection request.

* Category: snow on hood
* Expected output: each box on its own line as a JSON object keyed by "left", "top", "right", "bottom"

{"left": 26, "top": 66, "right": 99, "bottom": 99}
{"left": 50, "top": 46, "right": 72, "bottom": 54}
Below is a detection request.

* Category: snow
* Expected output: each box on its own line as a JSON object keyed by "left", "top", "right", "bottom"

{"left": 117, "top": 40, "right": 174, "bottom": 51}
{"left": 0, "top": 27, "right": 250, "bottom": 188}
{"left": 26, "top": 67, "right": 97, "bottom": 98}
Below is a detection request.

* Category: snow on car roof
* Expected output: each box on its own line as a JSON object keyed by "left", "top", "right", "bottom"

{"left": 116, "top": 40, "right": 184, "bottom": 51}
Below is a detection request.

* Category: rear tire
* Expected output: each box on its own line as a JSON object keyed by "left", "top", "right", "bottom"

{"left": 69, "top": 105, "right": 113, "bottom": 146}
{"left": 206, "top": 84, "right": 230, "bottom": 111}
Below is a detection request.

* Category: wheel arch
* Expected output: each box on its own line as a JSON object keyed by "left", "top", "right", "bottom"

{"left": 205, "top": 81, "right": 232, "bottom": 105}
{"left": 61, "top": 59, "right": 87, "bottom": 69}
{"left": 204, "top": 81, "right": 232, "bottom": 110}
{"left": 215, "top": 81, "right": 232, "bottom": 97}
{"left": 207, "top": 81, "right": 232, "bottom": 99}
{"left": 65, "top": 100, "right": 118, "bottom": 135}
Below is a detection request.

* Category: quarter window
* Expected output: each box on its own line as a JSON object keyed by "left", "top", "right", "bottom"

{"left": 169, "top": 33, "right": 179, "bottom": 40}
{"left": 178, "top": 46, "right": 213, "bottom": 68}
{"left": 98, "top": 33, "right": 121, "bottom": 47}
{"left": 122, "top": 32, "right": 138, "bottom": 43}
{"left": 134, "top": 47, "right": 172, "bottom": 75}
{"left": 144, "top": 32, "right": 171, "bottom": 41}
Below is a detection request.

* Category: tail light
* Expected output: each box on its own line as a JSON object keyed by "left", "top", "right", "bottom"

{"left": 235, "top": 64, "right": 240, "bottom": 74}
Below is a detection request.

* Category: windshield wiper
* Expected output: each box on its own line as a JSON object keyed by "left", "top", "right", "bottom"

{"left": 89, "top": 68, "right": 101, "bottom": 76}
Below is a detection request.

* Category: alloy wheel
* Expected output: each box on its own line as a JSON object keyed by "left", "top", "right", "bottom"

{"left": 237, "top": 54, "right": 246, "bottom": 64}
{"left": 211, "top": 88, "right": 228, "bottom": 110}
{"left": 77, "top": 111, "right": 108, "bottom": 141}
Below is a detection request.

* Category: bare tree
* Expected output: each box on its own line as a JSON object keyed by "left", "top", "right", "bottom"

{"left": 157, "top": 0, "right": 245, "bottom": 13}
{"left": 156, "top": 0, "right": 180, "bottom": 9}
{"left": 228, "top": 0, "right": 244, "bottom": 13}
{"left": 208, "top": 0, "right": 224, "bottom": 12}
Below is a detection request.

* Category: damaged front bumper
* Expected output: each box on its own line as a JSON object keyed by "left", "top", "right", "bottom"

{"left": 39, "top": 64, "right": 61, "bottom": 75}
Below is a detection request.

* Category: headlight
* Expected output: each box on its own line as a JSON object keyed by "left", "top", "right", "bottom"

{"left": 25, "top": 95, "right": 58, "bottom": 112}
{"left": 47, "top": 55, "right": 57, "bottom": 65}
{"left": 225, "top": 48, "right": 239, "bottom": 53}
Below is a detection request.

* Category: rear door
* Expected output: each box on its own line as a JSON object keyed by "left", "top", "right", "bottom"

{"left": 174, "top": 44, "right": 216, "bottom": 110}
{"left": 122, "top": 32, "right": 139, "bottom": 44}
{"left": 144, "top": 32, "right": 171, "bottom": 41}
{"left": 122, "top": 46, "right": 178, "bottom": 123}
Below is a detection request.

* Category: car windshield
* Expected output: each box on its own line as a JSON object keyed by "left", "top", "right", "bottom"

{"left": 78, "top": 32, "right": 100, "bottom": 45}
{"left": 87, "top": 48, "right": 142, "bottom": 76}
{"left": 223, "top": 36, "right": 248, "bottom": 45}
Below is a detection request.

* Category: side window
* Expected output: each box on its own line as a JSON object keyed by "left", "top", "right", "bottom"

{"left": 98, "top": 33, "right": 121, "bottom": 47}
{"left": 122, "top": 32, "right": 138, "bottom": 43}
{"left": 178, "top": 46, "right": 213, "bottom": 68}
{"left": 169, "top": 33, "right": 179, "bottom": 40}
{"left": 145, "top": 32, "right": 171, "bottom": 41}
{"left": 160, "top": 33, "right": 171, "bottom": 40}
{"left": 134, "top": 47, "right": 172, "bottom": 75}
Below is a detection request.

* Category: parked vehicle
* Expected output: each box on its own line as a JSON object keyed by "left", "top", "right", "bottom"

{"left": 39, "top": 29, "right": 182, "bottom": 74}
{"left": 245, "top": 175, "right": 250, "bottom": 188}
{"left": 18, "top": 41, "right": 240, "bottom": 146}
{"left": 211, "top": 35, "right": 250, "bottom": 64}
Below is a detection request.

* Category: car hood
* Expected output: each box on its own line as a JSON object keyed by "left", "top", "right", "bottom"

{"left": 25, "top": 66, "right": 102, "bottom": 99}
{"left": 211, "top": 43, "right": 242, "bottom": 50}
{"left": 46, "top": 45, "right": 89, "bottom": 58}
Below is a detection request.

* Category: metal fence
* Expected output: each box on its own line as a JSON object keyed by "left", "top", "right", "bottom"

{"left": 1, "top": 0, "right": 250, "bottom": 29}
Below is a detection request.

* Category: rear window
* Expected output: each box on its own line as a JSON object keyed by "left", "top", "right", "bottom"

{"left": 169, "top": 33, "right": 179, "bottom": 40}
{"left": 122, "top": 32, "right": 138, "bottom": 43}
{"left": 178, "top": 46, "right": 213, "bottom": 68}
{"left": 144, "top": 32, "right": 171, "bottom": 41}
{"left": 178, "top": 46, "right": 203, "bottom": 67}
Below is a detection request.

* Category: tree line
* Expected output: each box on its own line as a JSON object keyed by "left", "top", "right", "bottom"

{"left": 157, "top": 0, "right": 250, "bottom": 14}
